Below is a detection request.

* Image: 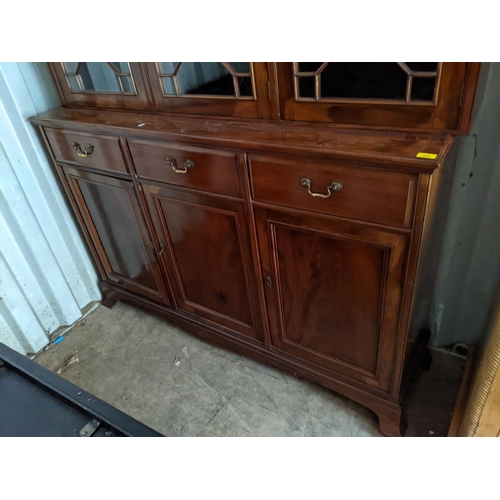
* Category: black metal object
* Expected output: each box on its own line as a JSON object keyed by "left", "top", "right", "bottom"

{"left": 0, "top": 342, "right": 162, "bottom": 437}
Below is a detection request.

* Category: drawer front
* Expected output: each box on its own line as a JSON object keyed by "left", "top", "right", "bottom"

{"left": 128, "top": 139, "right": 240, "bottom": 198}
{"left": 249, "top": 155, "right": 417, "bottom": 227}
{"left": 45, "top": 128, "right": 128, "bottom": 175}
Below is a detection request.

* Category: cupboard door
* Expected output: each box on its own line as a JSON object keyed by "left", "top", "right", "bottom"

{"left": 276, "top": 62, "right": 476, "bottom": 131}
{"left": 145, "top": 62, "right": 271, "bottom": 119}
{"left": 49, "top": 63, "right": 150, "bottom": 111}
{"left": 62, "top": 166, "right": 170, "bottom": 305}
{"left": 254, "top": 207, "right": 409, "bottom": 391}
{"left": 142, "top": 183, "right": 262, "bottom": 342}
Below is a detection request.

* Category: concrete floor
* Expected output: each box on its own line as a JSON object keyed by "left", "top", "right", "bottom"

{"left": 34, "top": 301, "right": 466, "bottom": 437}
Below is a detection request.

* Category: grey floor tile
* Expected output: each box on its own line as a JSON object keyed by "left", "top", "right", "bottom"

{"left": 301, "top": 393, "right": 381, "bottom": 437}
{"left": 199, "top": 414, "right": 256, "bottom": 437}
{"left": 211, "top": 394, "right": 305, "bottom": 437}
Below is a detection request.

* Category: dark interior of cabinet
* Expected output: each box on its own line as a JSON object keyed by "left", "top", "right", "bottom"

{"left": 184, "top": 74, "right": 253, "bottom": 97}
{"left": 297, "top": 62, "right": 437, "bottom": 101}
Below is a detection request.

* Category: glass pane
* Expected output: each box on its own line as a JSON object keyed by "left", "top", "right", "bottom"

{"left": 67, "top": 75, "right": 80, "bottom": 91}
{"left": 62, "top": 62, "right": 78, "bottom": 73}
{"left": 78, "top": 180, "right": 158, "bottom": 291}
{"left": 109, "top": 62, "right": 130, "bottom": 74}
{"left": 298, "top": 62, "right": 323, "bottom": 73}
{"left": 177, "top": 62, "right": 233, "bottom": 96}
{"left": 228, "top": 62, "right": 251, "bottom": 74}
{"left": 411, "top": 77, "right": 436, "bottom": 101}
{"left": 120, "top": 75, "right": 134, "bottom": 93}
{"left": 156, "top": 62, "right": 255, "bottom": 98}
{"left": 238, "top": 77, "right": 253, "bottom": 97}
{"left": 158, "top": 62, "right": 179, "bottom": 75}
{"left": 161, "top": 77, "right": 176, "bottom": 95}
{"left": 316, "top": 63, "right": 407, "bottom": 100}
{"left": 62, "top": 62, "right": 135, "bottom": 93}
{"left": 298, "top": 77, "right": 316, "bottom": 98}
{"left": 79, "top": 62, "right": 121, "bottom": 92}
{"left": 405, "top": 62, "right": 438, "bottom": 72}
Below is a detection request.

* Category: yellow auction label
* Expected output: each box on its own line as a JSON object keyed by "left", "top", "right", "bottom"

{"left": 416, "top": 152, "right": 438, "bottom": 159}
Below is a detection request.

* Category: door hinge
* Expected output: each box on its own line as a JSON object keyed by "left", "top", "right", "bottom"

{"left": 266, "top": 276, "right": 272, "bottom": 288}
{"left": 267, "top": 81, "right": 271, "bottom": 101}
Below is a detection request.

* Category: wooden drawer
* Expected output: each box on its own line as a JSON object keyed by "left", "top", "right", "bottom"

{"left": 249, "top": 155, "right": 417, "bottom": 227}
{"left": 45, "top": 128, "right": 128, "bottom": 175}
{"left": 127, "top": 139, "right": 240, "bottom": 198}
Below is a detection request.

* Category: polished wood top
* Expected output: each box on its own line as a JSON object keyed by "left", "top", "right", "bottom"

{"left": 30, "top": 107, "right": 454, "bottom": 171}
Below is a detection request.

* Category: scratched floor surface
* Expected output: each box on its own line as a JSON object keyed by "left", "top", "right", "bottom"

{"left": 34, "top": 302, "right": 465, "bottom": 437}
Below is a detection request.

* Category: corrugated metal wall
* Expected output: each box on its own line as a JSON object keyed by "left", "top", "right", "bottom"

{"left": 428, "top": 62, "right": 500, "bottom": 346}
{"left": 0, "top": 62, "right": 100, "bottom": 355}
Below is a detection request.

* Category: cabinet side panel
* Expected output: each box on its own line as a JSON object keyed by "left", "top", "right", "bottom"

{"left": 408, "top": 141, "right": 459, "bottom": 345}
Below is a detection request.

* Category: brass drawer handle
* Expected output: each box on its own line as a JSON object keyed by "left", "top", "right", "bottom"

{"left": 71, "top": 142, "right": 94, "bottom": 158}
{"left": 166, "top": 156, "right": 195, "bottom": 174}
{"left": 300, "top": 177, "right": 343, "bottom": 198}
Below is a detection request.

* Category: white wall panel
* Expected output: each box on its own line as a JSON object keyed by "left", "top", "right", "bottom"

{"left": 0, "top": 63, "right": 100, "bottom": 354}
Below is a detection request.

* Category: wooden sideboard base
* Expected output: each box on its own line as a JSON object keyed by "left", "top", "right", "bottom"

{"left": 101, "top": 288, "right": 118, "bottom": 309}
{"left": 101, "top": 281, "right": 405, "bottom": 436}
{"left": 378, "top": 407, "right": 407, "bottom": 437}
{"left": 399, "top": 328, "right": 432, "bottom": 399}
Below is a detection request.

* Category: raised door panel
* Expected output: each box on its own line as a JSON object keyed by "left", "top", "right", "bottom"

{"left": 254, "top": 207, "right": 409, "bottom": 391}
{"left": 145, "top": 62, "right": 271, "bottom": 119}
{"left": 49, "top": 62, "right": 151, "bottom": 111}
{"left": 62, "top": 166, "right": 170, "bottom": 305}
{"left": 276, "top": 62, "right": 477, "bottom": 131}
{"left": 143, "top": 184, "right": 262, "bottom": 342}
